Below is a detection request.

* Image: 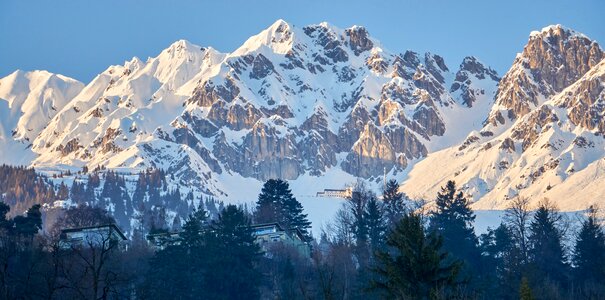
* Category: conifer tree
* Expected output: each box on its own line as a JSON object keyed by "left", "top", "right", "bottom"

{"left": 56, "top": 182, "right": 69, "bottom": 200}
{"left": 429, "top": 180, "right": 480, "bottom": 273}
{"left": 180, "top": 204, "right": 207, "bottom": 248}
{"left": 573, "top": 206, "right": 605, "bottom": 288}
{"left": 365, "top": 195, "right": 386, "bottom": 255}
{"left": 519, "top": 277, "right": 534, "bottom": 300}
{"left": 372, "top": 213, "right": 462, "bottom": 299}
{"left": 0, "top": 202, "right": 11, "bottom": 230}
{"left": 382, "top": 179, "right": 406, "bottom": 226}
{"left": 255, "top": 179, "right": 311, "bottom": 237}
{"left": 205, "top": 205, "right": 262, "bottom": 299}
{"left": 527, "top": 201, "right": 568, "bottom": 284}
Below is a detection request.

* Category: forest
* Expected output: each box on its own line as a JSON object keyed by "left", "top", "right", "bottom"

{"left": 0, "top": 165, "right": 604, "bottom": 299}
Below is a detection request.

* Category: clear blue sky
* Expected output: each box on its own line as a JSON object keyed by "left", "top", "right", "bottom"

{"left": 1, "top": 0, "right": 603, "bottom": 82}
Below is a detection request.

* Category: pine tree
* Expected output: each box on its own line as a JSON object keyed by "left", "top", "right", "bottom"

{"left": 255, "top": 179, "right": 311, "bottom": 236}
{"left": 480, "top": 223, "right": 524, "bottom": 297}
{"left": 519, "top": 277, "right": 534, "bottom": 300}
{"left": 205, "top": 205, "right": 262, "bottom": 299}
{"left": 365, "top": 195, "right": 386, "bottom": 255}
{"left": 13, "top": 204, "right": 42, "bottom": 239}
{"left": 70, "top": 181, "right": 86, "bottom": 203}
{"left": 573, "top": 206, "right": 605, "bottom": 287}
{"left": 371, "top": 213, "right": 462, "bottom": 299}
{"left": 255, "top": 179, "right": 285, "bottom": 224}
{"left": 56, "top": 182, "right": 69, "bottom": 200}
{"left": 429, "top": 181, "right": 480, "bottom": 274}
{"left": 527, "top": 202, "right": 568, "bottom": 285}
{"left": 382, "top": 179, "right": 406, "bottom": 226}
{"left": 282, "top": 192, "right": 311, "bottom": 237}
{"left": 0, "top": 202, "right": 10, "bottom": 230}
{"left": 180, "top": 204, "right": 207, "bottom": 248}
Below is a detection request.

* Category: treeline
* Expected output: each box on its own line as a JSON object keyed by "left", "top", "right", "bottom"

{"left": 1, "top": 175, "right": 605, "bottom": 299}
{"left": 0, "top": 165, "right": 55, "bottom": 214}
{"left": 0, "top": 165, "right": 208, "bottom": 234}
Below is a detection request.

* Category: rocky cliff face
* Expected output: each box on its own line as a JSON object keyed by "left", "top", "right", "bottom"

{"left": 2, "top": 20, "right": 603, "bottom": 214}
{"left": 486, "top": 25, "right": 603, "bottom": 128}
{"left": 16, "top": 19, "right": 498, "bottom": 194}
{"left": 402, "top": 25, "right": 605, "bottom": 211}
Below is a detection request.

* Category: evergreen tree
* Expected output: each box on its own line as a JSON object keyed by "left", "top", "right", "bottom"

{"left": 480, "top": 223, "right": 524, "bottom": 298}
{"left": 255, "top": 179, "right": 311, "bottom": 237}
{"left": 84, "top": 174, "right": 98, "bottom": 202}
{"left": 0, "top": 202, "right": 10, "bottom": 230}
{"left": 365, "top": 195, "right": 386, "bottom": 255}
{"left": 56, "top": 182, "right": 69, "bottom": 200}
{"left": 519, "top": 277, "right": 534, "bottom": 300}
{"left": 205, "top": 205, "right": 262, "bottom": 299}
{"left": 382, "top": 179, "right": 406, "bottom": 226}
{"left": 101, "top": 171, "right": 131, "bottom": 228}
{"left": 180, "top": 204, "right": 207, "bottom": 248}
{"left": 527, "top": 202, "right": 568, "bottom": 285}
{"left": 13, "top": 204, "right": 42, "bottom": 239}
{"left": 429, "top": 181, "right": 480, "bottom": 276}
{"left": 371, "top": 213, "right": 462, "bottom": 299}
{"left": 348, "top": 181, "right": 371, "bottom": 265}
{"left": 132, "top": 172, "right": 147, "bottom": 207}
{"left": 573, "top": 206, "right": 605, "bottom": 291}
{"left": 70, "top": 181, "right": 86, "bottom": 204}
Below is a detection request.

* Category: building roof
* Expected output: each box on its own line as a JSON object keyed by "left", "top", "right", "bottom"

{"left": 250, "top": 222, "right": 285, "bottom": 231}
{"left": 61, "top": 223, "right": 127, "bottom": 240}
{"left": 251, "top": 222, "right": 308, "bottom": 242}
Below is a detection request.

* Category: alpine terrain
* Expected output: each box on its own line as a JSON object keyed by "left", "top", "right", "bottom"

{"left": 0, "top": 21, "right": 603, "bottom": 225}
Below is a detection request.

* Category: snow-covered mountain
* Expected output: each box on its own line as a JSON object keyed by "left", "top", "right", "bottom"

{"left": 1, "top": 21, "right": 603, "bottom": 215}
{"left": 401, "top": 25, "right": 605, "bottom": 211}
{"left": 0, "top": 70, "right": 84, "bottom": 165}
{"left": 0, "top": 20, "right": 497, "bottom": 198}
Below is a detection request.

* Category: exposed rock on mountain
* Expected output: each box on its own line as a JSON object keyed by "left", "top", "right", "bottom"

{"left": 402, "top": 25, "right": 605, "bottom": 211}
{"left": 487, "top": 25, "right": 603, "bottom": 128}
{"left": 9, "top": 21, "right": 604, "bottom": 214}
{"left": 0, "top": 70, "right": 84, "bottom": 164}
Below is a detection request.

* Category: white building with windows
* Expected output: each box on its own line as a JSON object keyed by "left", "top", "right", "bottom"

{"left": 59, "top": 224, "right": 127, "bottom": 250}
{"left": 316, "top": 187, "right": 353, "bottom": 198}
{"left": 251, "top": 223, "right": 310, "bottom": 257}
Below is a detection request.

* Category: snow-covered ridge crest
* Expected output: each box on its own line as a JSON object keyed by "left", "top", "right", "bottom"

{"left": 7, "top": 20, "right": 604, "bottom": 216}
{"left": 0, "top": 70, "right": 84, "bottom": 164}
{"left": 402, "top": 53, "right": 605, "bottom": 211}
{"left": 0, "top": 19, "right": 500, "bottom": 202}
{"left": 529, "top": 24, "right": 591, "bottom": 40}
{"left": 484, "top": 23, "right": 603, "bottom": 136}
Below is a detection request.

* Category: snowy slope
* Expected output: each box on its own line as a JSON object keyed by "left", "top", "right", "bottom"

{"left": 0, "top": 70, "right": 84, "bottom": 164}
{"left": 401, "top": 26, "right": 605, "bottom": 211}
{"left": 2, "top": 21, "right": 604, "bottom": 229}
{"left": 19, "top": 20, "right": 499, "bottom": 200}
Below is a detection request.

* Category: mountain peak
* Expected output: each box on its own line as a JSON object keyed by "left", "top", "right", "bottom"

{"left": 268, "top": 19, "right": 291, "bottom": 32}
{"left": 486, "top": 26, "right": 603, "bottom": 127}
{"left": 163, "top": 39, "right": 204, "bottom": 55}
{"left": 345, "top": 25, "right": 373, "bottom": 55}
{"left": 233, "top": 19, "right": 295, "bottom": 55}
{"left": 459, "top": 56, "right": 499, "bottom": 79}
{"left": 530, "top": 24, "right": 589, "bottom": 40}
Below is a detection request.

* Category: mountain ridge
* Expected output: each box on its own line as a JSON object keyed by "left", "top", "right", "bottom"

{"left": 0, "top": 20, "right": 603, "bottom": 215}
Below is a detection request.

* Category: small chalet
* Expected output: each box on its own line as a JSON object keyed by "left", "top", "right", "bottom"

{"left": 59, "top": 224, "right": 127, "bottom": 250}
{"left": 251, "top": 223, "right": 310, "bottom": 257}
{"left": 146, "top": 231, "right": 182, "bottom": 250}
{"left": 316, "top": 187, "right": 353, "bottom": 198}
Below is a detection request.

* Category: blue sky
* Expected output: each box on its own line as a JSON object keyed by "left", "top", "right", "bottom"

{"left": 1, "top": 0, "right": 603, "bottom": 82}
